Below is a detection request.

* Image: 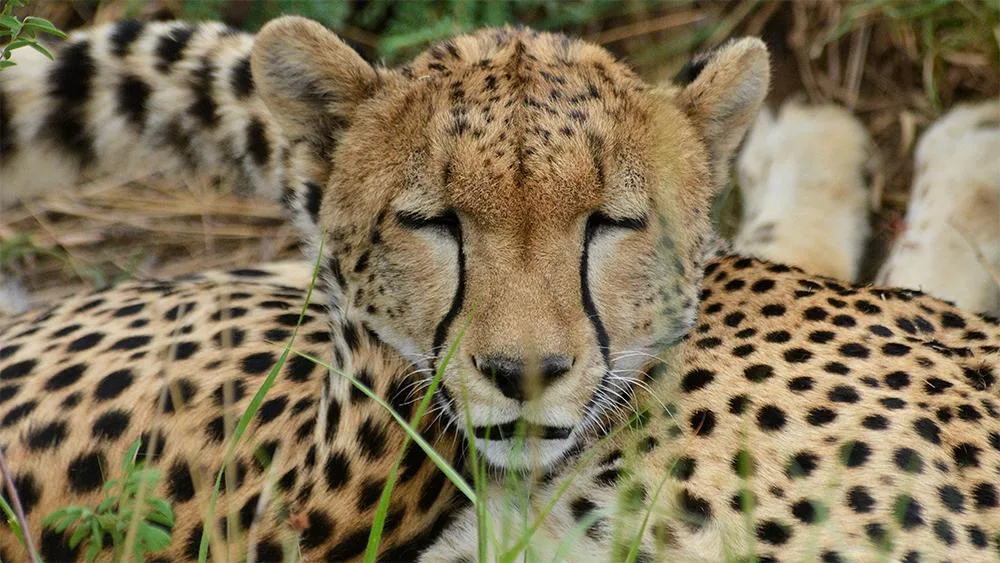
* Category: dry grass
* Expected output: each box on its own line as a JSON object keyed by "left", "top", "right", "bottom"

{"left": 2, "top": 0, "right": 998, "bottom": 309}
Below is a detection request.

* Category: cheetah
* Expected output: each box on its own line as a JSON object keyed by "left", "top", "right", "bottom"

{"left": 1, "top": 15, "right": 998, "bottom": 562}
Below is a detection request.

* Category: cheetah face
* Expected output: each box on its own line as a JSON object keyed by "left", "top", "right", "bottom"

{"left": 253, "top": 18, "right": 768, "bottom": 468}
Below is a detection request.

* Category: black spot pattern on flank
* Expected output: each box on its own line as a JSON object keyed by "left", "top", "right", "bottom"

{"left": 756, "top": 405, "right": 786, "bottom": 431}
{"left": 286, "top": 354, "right": 317, "bottom": 382}
{"left": 356, "top": 417, "right": 388, "bottom": 460}
{"left": 246, "top": 117, "right": 270, "bottom": 166}
{"left": 40, "top": 528, "right": 80, "bottom": 562}
{"left": 257, "top": 395, "right": 288, "bottom": 424}
{"left": 1, "top": 359, "right": 36, "bottom": 380}
{"left": 68, "top": 331, "right": 104, "bottom": 352}
{"left": 913, "top": 418, "right": 941, "bottom": 444}
{"left": 756, "top": 520, "right": 792, "bottom": 545}
{"left": 44, "top": 363, "right": 86, "bottom": 391}
{"left": 2, "top": 400, "right": 36, "bottom": 427}
{"left": 972, "top": 482, "right": 997, "bottom": 508}
{"left": 325, "top": 529, "right": 369, "bottom": 562}
{"left": 117, "top": 74, "right": 151, "bottom": 131}
{"left": 110, "top": 335, "right": 151, "bottom": 351}
{"left": 92, "top": 409, "right": 130, "bottom": 441}
{"left": 839, "top": 440, "right": 871, "bottom": 467}
{"left": 109, "top": 19, "right": 144, "bottom": 57}
{"left": 242, "top": 352, "right": 275, "bottom": 375}
{"left": 847, "top": 486, "right": 875, "bottom": 513}
{"left": 787, "top": 452, "right": 818, "bottom": 478}
{"left": 689, "top": 409, "right": 716, "bottom": 436}
{"left": 160, "top": 378, "right": 198, "bottom": 413}
{"left": 168, "top": 460, "right": 195, "bottom": 503}
{"left": 26, "top": 420, "right": 68, "bottom": 450}
{"left": 67, "top": 451, "right": 106, "bottom": 493}
{"left": 45, "top": 40, "right": 96, "bottom": 164}
{"left": 0, "top": 384, "right": 18, "bottom": 405}
{"left": 11, "top": 473, "right": 40, "bottom": 515}
{"left": 231, "top": 55, "right": 254, "bottom": 98}
{"left": 189, "top": 56, "right": 218, "bottom": 127}
{"left": 305, "top": 181, "right": 323, "bottom": 220}
{"left": 300, "top": 510, "right": 335, "bottom": 549}
{"left": 681, "top": 368, "right": 714, "bottom": 392}
{"left": 155, "top": 24, "right": 195, "bottom": 73}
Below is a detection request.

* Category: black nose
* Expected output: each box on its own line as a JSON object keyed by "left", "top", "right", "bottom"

{"left": 474, "top": 354, "right": 573, "bottom": 402}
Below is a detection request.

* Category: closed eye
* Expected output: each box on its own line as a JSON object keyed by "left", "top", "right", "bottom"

{"left": 586, "top": 212, "right": 647, "bottom": 233}
{"left": 396, "top": 209, "right": 461, "bottom": 238}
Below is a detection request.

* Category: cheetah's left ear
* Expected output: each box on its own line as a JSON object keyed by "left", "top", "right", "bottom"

{"left": 677, "top": 38, "right": 770, "bottom": 189}
{"left": 251, "top": 16, "right": 380, "bottom": 156}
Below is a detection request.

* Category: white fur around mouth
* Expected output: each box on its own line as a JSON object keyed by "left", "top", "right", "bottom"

{"left": 472, "top": 433, "right": 579, "bottom": 470}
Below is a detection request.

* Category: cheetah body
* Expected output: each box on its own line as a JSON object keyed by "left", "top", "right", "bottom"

{"left": 1, "top": 17, "right": 999, "bottom": 563}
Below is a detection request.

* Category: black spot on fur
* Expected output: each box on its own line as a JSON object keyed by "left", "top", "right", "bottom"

{"left": 167, "top": 459, "right": 195, "bottom": 503}
{"left": 109, "top": 19, "right": 144, "bottom": 57}
{"left": 45, "top": 41, "right": 97, "bottom": 164}
{"left": 26, "top": 420, "right": 68, "bottom": 450}
{"left": 117, "top": 74, "right": 151, "bottom": 131}
{"left": 0, "top": 359, "right": 35, "bottom": 380}
{"left": 246, "top": 117, "right": 270, "bottom": 166}
{"left": 155, "top": 24, "right": 195, "bottom": 73}
{"left": 10, "top": 473, "right": 40, "bottom": 515}
{"left": 230, "top": 55, "right": 254, "bottom": 98}
{"left": 304, "top": 181, "right": 322, "bottom": 220}
{"left": 324, "top": 451, "right": 351, "bottom": 490}
{"left": 67, "top": 450, "right": 107, "bottom": 493}
{"left": 44, "top": 363, "right": 87, "bottom": 391}
{"left": 92, "top": 409, "right": 130, "bottom": 441}
{"left": 189, "top": 57, "right": 219, "bottom": 127}
{"left": 356, "top": 417, "right": 388, "bottom": 460}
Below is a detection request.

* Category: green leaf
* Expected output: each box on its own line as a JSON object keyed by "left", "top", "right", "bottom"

{"left": 122, "top": 438, "right": 142, "bottom": 472}
{"left": 137, "top": 523, "right": 172, "bottom": 551}
{"left": 25, "top": 40, "right": 55, "bottom": 60}
{"left": 21, "top": 16, "right": 67, "bottom": 38}
{"left": 69, "top": 522, "right": 90, "bottom": 549}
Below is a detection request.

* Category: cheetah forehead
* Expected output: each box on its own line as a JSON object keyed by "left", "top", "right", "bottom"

{"left": 345, "top": 27, "right": 660, "bottom": 227}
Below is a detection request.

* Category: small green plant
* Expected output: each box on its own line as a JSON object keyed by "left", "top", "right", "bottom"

{"left": 44, "top": 439, "right": 175, "bottom": 563}
{"left": 0, "top": 0, "right": 66, "bottom": 69}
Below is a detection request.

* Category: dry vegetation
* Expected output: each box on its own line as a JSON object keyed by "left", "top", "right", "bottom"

{"left": 2, "top": 0, "right": 998, "bottom": 310}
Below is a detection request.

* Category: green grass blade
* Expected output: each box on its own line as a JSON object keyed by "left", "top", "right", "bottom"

{"left": 292, "top": 350, "right": 476, "bottom": 502}
{"left": 362, "top": 320, "right": 469, "bottom": 562}
{"left": 197, "top": 240, "right": 326, "bottom": 563}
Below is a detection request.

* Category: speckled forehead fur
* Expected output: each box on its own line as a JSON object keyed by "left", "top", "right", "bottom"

{"left": 326, "top": 26, "right": 692, "bottom": 232}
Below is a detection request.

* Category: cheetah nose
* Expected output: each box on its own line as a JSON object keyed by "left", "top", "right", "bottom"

{"left": 473, "top": 354, "right": 574, "bottom": 402}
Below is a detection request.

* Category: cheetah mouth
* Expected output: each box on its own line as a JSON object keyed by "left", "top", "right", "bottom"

{"left": 471, "top": 421, "right": 573, "bottom": 441}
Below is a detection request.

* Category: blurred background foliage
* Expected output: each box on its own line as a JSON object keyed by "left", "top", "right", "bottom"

{"left": 3, "top": 0, "right": 999, "bottom": 301}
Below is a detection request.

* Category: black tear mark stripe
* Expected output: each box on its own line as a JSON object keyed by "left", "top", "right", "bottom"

{"left": 45, "top": 39, "right": 96, "bottom": 164}
{"left": 581, "top": 214, "right": 612, "bottom": 366}
{"left": 409, "top": 210, "right": 464, "bottom": 354}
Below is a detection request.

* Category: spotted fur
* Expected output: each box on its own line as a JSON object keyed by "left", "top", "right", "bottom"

{"left": 2, "top": 16, "right": 998, "bottom": 563}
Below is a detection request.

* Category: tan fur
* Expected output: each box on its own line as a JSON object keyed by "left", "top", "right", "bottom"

{"left": 2, "top": 16, "right": 997, "bottom": 563}
{"left": 877, "top": 100, "right": 1000, "bottom": 315}
{"left": 734, "top": 102, "right": 877, "bottom": 281}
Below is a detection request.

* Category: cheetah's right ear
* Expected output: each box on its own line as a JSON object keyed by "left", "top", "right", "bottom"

{"left": 676, "top": 38, "right": 771, "bottom": 191}
{"left": 252, "top": 16, "right": 379, "bottom": 155}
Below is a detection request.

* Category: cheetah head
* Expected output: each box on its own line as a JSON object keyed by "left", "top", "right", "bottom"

{"left": 251, "top": 17, "right": 769, "bottom": 469}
